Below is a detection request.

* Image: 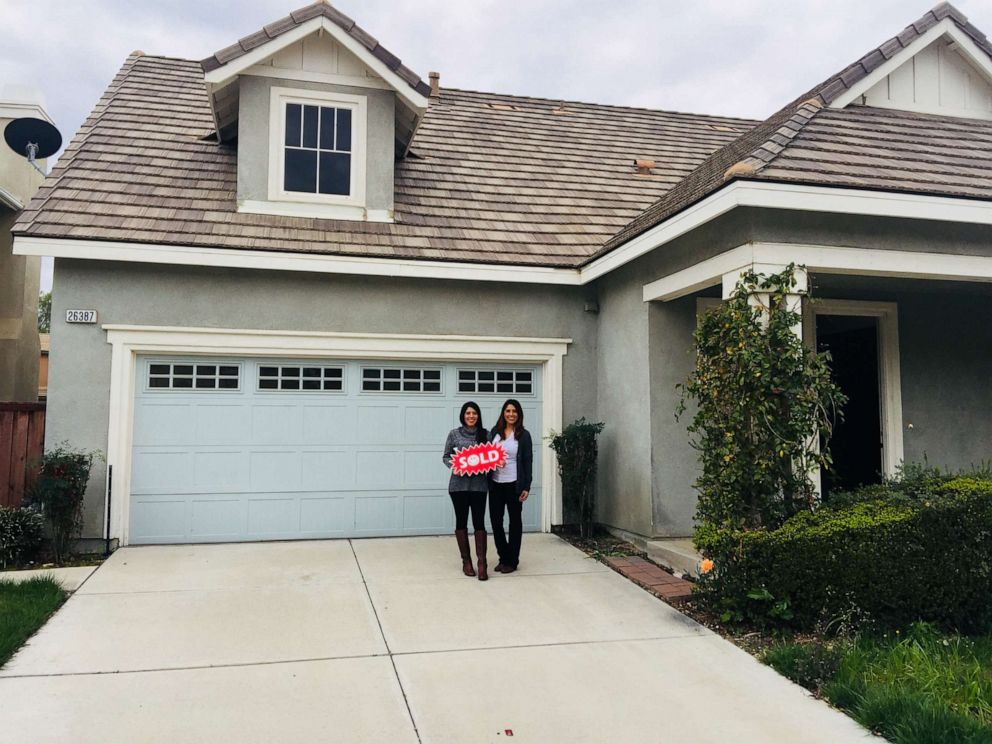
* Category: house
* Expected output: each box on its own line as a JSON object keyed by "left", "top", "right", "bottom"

{"left": 0, "top": 85, "right": 49, "bottom": 403}
{"left": 13, "top": 1, "right": 992, "bottom": 548}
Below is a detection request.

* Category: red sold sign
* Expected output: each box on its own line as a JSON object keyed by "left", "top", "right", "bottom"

{"left": 451, "top": 442, "right": 507, "bottom": 476}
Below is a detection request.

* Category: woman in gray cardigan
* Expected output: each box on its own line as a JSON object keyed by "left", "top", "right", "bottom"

{"left": 442, "top": 401, "right": 491, "bottom": 580}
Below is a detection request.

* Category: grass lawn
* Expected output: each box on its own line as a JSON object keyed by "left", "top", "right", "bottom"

{"left": 764, "top": 624, "right": 992, "bottom": 744}
{"left": 0, "top": 577, "right": 67, "bottom": 668}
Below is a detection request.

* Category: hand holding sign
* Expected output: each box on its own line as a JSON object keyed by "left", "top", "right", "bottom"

{"left": 451, "top": 442, "right": 507, "bottom": 476}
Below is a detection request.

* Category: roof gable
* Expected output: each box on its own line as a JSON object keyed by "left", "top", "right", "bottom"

{"left": 200, "top": 2, "right": 430, "bottom": 148}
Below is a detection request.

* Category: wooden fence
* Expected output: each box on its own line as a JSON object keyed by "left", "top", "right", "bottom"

{"left": 0, "top": 403, "right": 46, "bottom": 507}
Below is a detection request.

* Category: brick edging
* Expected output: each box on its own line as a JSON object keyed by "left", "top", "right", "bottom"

{"left": 603, "top": 555, "right": 694, "bottom": 604}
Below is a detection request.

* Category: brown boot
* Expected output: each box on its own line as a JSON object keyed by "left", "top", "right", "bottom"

{"left": 474, "top": 530, "right": 489, "bottom": 581}
{"left": 455, "top": 529, "right": 475, "bottom": 576}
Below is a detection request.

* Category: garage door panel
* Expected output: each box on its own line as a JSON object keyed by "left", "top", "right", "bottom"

{"left": 131, "top": 450, "right": 192, "bottom": 492}
{"left": 301, "top": 450, "right": 355, "bottom": 489}
{"left": 131, "top": 357, "right": 544, "bottom": 544}
{"left": 196, "top": 406, "right": 251, "bottom": 445}
{"left": 251, "top": 405, "right": 302, "bottom": 444}
{"left": 355, "top": 495, "right": 401, "bottom": 532}
{"left": 194, "top": 451, "right": 248, "bottom": 490}
{"left": 357, "top": 406, "right": 403, "bottom": 444}
{"left": 190, "top": 498, "right": 245, "bottom": 539}
{"left": 132, "top": 404, "right": 193, "bottom": 446}
{"left": 302, "top": 405, "right": 357, "bottom": 444}
{"left": 247, "top": 497, "right": 300, "bottom": 535}
{"left": 249, "top": 451, "right": 301, "bottom": 491}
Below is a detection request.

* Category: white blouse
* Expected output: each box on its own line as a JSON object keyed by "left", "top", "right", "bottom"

{"left": 492, "top": 431, "right": 518, "bottom": 484}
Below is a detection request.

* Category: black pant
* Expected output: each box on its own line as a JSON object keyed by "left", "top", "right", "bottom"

{"left": 489, "top": 481, "right": 522, "bottom": 567}
{"left": 450, "top": 491, "right": 487, "bottom": 531}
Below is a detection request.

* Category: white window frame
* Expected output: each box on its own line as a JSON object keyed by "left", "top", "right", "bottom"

{"left": 256, "top": 363, "right": 345, "bottom": 393}
{"left": 359, "top": 365, "right": 443, "bottom": 395}
{"left": 145, "top": 360, "right": 242, "bottom": 393}
{"left": 456, "top": 367, "right": 536, "bottom": 396}
{"left": 267, "top": 86, "right": 367, "bottom": 210}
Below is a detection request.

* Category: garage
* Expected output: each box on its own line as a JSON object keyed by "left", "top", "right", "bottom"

{"left": 128, "top": 356, "right": 543, "bottom": 544}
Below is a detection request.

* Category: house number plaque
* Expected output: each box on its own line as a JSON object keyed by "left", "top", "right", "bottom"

{"left": 65, "top": 309, "right": 98, "bottom": 324}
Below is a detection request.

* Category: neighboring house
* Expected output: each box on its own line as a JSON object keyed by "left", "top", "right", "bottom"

{"left": 13, "top": 1, "right": 992, "bottom": 548}
{"left": 0, "top": 85, "right": 49, "bottom": 402}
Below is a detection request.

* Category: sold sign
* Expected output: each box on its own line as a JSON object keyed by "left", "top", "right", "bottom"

{"left": 451, "top": 442, "right": 507, "bottom": 476}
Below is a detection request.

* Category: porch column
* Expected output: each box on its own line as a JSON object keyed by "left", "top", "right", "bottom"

{"left": 721, "top": 263, "right": 808, "bottom": 337}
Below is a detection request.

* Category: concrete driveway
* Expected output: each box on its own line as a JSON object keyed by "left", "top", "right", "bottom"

{"left": 0, "top": 535, "right": 875, "bottom": 743}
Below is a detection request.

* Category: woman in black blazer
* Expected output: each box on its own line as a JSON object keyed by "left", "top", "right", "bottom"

{"left": 488, "top": 398, "right": 533, "bottom": 573}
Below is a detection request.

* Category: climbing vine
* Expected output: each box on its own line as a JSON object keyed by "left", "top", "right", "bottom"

{"left": 678, "top": 265, "right": 846, "bottom": 531}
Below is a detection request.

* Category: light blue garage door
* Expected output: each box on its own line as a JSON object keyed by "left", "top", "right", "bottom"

{"left": 129, "top": 357, "right": 542, "bottom": 544}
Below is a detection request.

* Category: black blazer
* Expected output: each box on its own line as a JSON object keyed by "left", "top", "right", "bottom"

{"left": 489, "top": 427, "right": 533, "bottom": 494}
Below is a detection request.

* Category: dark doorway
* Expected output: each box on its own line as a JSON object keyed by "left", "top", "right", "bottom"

{"left": 816, "top": 314, "right": 883, "bottom": 498}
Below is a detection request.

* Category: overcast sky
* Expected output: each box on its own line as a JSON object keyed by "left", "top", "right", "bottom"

{"left": 3, "top": 0, "right": 988, "bottom": 292}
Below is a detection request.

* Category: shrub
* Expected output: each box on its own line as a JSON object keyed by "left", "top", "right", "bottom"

{"left": 695, "top": 477, "right": 992, "bottom": 632}
{"left": 0, "top": 506, "right": 46, "bottom": 569}
{"left": 678, "top": 265, "right": 846, "bottom": 531}
{"left": 548, "top": 418, "right": 605, "bottom": 537}
{"left": 27, "top": 443, "right": 98, "bottom": 564}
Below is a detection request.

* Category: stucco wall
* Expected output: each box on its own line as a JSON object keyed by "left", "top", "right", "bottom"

{"left": 236, "top": 74, "right": 396, "bottom": 212}
{"left": 47, "top": 259, "right": 598, "bottom": 539}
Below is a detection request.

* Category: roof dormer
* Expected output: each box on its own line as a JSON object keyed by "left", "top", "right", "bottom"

{"left": 200, "top": 1, "right": 431, "bottom": 222}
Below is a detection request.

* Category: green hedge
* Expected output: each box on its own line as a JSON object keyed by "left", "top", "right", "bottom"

{"left": 694, "top": 477, "right": 992, "bottom": 631}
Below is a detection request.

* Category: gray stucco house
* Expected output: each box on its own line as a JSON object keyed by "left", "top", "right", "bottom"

{"left": 14, "top": 1, "right": 992, "bottom": 548}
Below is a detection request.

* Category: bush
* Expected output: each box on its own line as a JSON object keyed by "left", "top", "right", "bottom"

{"left": 695, "top": 477, "right": 992, "bottom": 632}
{"left": 0, "top": 506, "right": 46, "bottom": 569}
{"left": 27, "top": 443, "right": 98, "bottom": 564}
{"left": 548, "top": 418, "right": 605, "bottom": 537}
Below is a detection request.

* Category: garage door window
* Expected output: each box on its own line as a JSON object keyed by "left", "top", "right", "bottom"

{"left": 148, "top": 362, "right": 240, "bottom": 391}
{"left": 362, "top": 367, "right": 441, "bottom": 393}
{"left": 258, "top": 365, "right": 344, "bottom": 391}
{"left": 457, "top": 369, "right": 533, "bottom": 395}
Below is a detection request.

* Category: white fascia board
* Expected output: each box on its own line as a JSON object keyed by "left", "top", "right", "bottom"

{"left": 0, "top": 186, "right": 23, "bottom": 211}
{"left": 583, "top": 180, "right": 992, "bottom": 284}
{"left": 831, "top": 21, "right": 992, "bottom": 108}
{"left": 204, "top": 17, "right": 429, "bottom": 114}
{"left": 0, "top": 102, "right": 55, "bottom": 125}
{"left": 14, "top": 235, "right": 582, "bottom": 286}
{"left": 643, "top": 242, "right": 992, "bottom": 302}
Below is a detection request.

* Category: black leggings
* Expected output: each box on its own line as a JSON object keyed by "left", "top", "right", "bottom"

{"left": 449, "top": 491, "right": 487, "bottom": 531}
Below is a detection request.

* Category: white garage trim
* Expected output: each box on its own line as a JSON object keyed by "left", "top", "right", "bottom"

{"left": 104, "top": 325, "right": 571, "bottom": 545}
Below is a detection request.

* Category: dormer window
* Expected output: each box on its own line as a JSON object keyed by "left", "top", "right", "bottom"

{"left": 283, "top": 102, "right": 352, "bottom": 196}
{"left": 268, "top": 87, "right": 367, "bottom": 211}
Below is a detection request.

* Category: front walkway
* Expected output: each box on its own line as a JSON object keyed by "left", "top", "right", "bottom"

{"left": 0, "top": 535, "right": 875, "bottom": 742}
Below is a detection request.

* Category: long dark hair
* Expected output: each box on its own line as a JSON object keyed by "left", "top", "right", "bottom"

{"left": 495, "top": 398, "right": 524, "bottom": 438}
{"left": 459, "top": 401, "right": 487, "bottom": 443}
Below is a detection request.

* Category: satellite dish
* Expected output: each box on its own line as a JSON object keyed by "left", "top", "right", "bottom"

{"left": 4, "top": 117, "right": 62, "bottom": 174}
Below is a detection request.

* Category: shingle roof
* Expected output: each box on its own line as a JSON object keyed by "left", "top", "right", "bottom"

{"left": 12, "top": 54, "right": 753, "bottom": 267}
{"left": 200, "top": 0, "right": 432, "bottom": 100}
{"left": 598, "top": 1, "right": 992, "bottom": 259}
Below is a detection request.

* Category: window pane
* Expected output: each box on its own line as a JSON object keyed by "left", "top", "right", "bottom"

{"left": 282, "top": 379, "right": 300, "bottom": 390}
{"left": 424, "top": 370, "right": 441, "bottom": 380}
{"left": 285, "top": 104, "right": 302, "bottom": 147}
{"left": 319, "top": 107, "right": 335, "bottom": 150}
{"left": 149, "top": 377, "right": 169, "bottom": 388}
{"left": 174, "top": 377, "right": 193, "bottom": 388}
{"left": 195, "top": 378, "right": 216, "bottom": 389}
{"left": 363, "top": 369, "right": 379, "bottom": 379}
{"left": 362, "top": 380, "right": 380, "bottom": 391}
{"left": 302, "top": 368, "right": 321, "bottom": 378}
{"left": 323, "top": 380, "right": 342, "bottom": 391}
{"left": 285, "top": 150, "right": 317, "bottom": 193}
{"left": 497, "top": 383, "right": 513, "bottom": 393}
{"left": 259, "top": 379, "right": 277, "bottom": 390}
{"left": 336, "top": 109, "right": 352, "bottom": 151}
{"left": 383, "top": 380, "right": 401, "bottom": 391}
{"left": 497, "top": 371, "right": 513, "bottom": 381}
{"left": 302, "top": 380, "right": 320, "bottom": 390}
{"left": 516, "top": 383, "right": 532, "bottom": 394}
{"left": 282, "top": 367, "right": 300, "bottom": 377}
{"left": 516, "top": 371, "right": 532, "bottom": 381}
{"left": 218, "top": 378, "right": 238, "bottom": 389}
{"left": 459, "top": 382, "right": 474, "bottom": 393}
{"left": 384, "top": 369, "right": 401, "bottom": 379}
{"left": 479, "top": 371, "right": 495, "bottom": 381}
{"left": 220, "top": 366, "right": 239, "bottom": 377}
{"left": 197, "top": 365, "right": 217, "bottom": 376}
{"left": 424, "top": 382, "right": 441, "bottom": 392}
{"left": 403, "top": 369, "right": 420, "bottom": 379}
{"left": 479, "top": 383, "right": 494, "bottom": 393}
{"left": 403, "top": 381, "right": 419, "bottom": 392}
{"left": 259, "top": 366, "right": 278, "bottom": 377}
{"left": 174, "top": 365, "right": 193, "bottom": 375}
{"left": 150, "top": 364, "right": 169, "bottom": 375}
{"left": 458, "top": 371, "right": 474, "bottom": 381}
{"left": 302, "top": 105, "right": 319, "bottom": 148}
{"left": 318, "top": 152, "right": 351, "bottom": 195}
